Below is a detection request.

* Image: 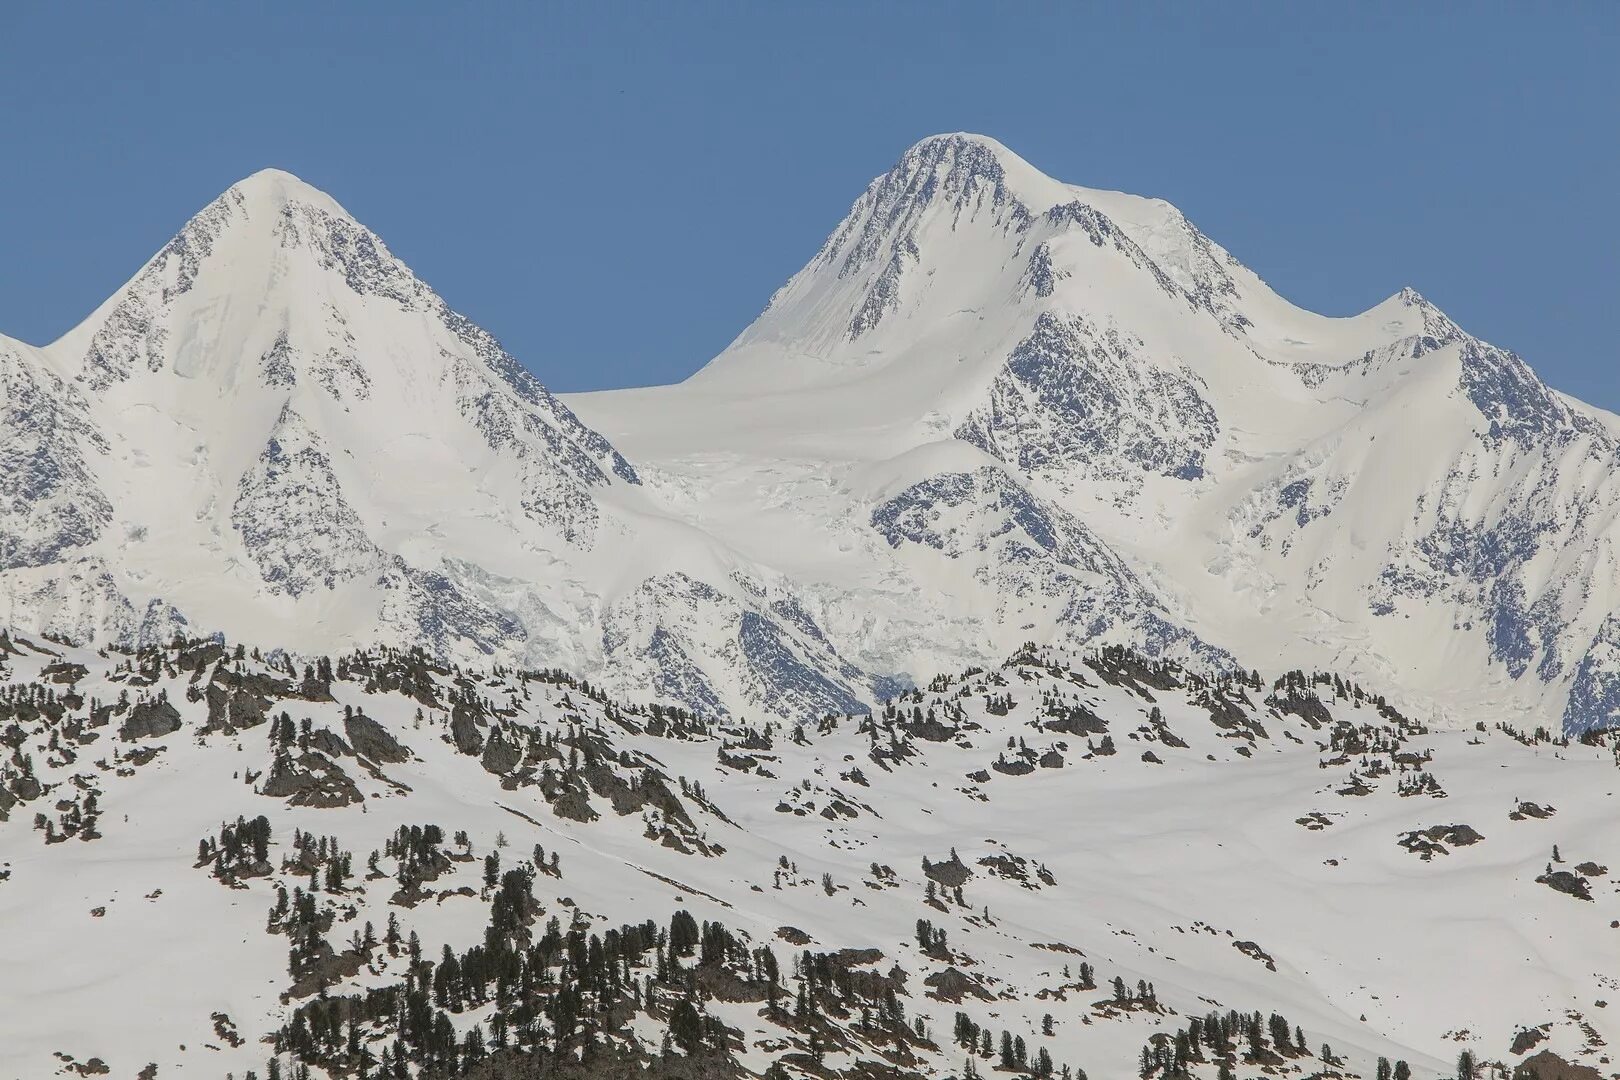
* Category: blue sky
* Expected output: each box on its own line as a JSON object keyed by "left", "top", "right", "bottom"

{"left": 2, "top": 4, "right": 1615, "bottom": 402}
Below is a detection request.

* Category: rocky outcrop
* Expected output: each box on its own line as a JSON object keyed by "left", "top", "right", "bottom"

{"left": 119, "top": 699, "right": 182, "bottom": 741}
{"left": 344, "top": 712, "right": 409, "bottom": 764}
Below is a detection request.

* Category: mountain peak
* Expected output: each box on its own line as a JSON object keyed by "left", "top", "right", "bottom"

{"left": 224, "top": 166, "right": 349, "bottom": 219}
{"left": 1362, "top": 285, "right": 1464, "bottom": 347}
{"left": 903, "top": 131, "right": 1015, "bottom": 158}
{"left": 882, "top": 132, "right": 1074, "bottom": 216}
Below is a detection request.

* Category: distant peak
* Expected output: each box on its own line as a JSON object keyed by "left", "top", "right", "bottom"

{"left": 863, "top": 132, "right": 1076, "bottom": 223}
{"left": 238, "top": 166, "right": 309, "bottom": 187}
{"left": 1363, "top": 285, "right": 1464, "bottom": 349}
{"left": 1368, "top": 286, "right": 1436, "bottom": 317}
{"left": 221, "top": 167, "right": 351, "bottom": 220}
{"left": 903, "top": 131, "right": 1017, "bottom": 158}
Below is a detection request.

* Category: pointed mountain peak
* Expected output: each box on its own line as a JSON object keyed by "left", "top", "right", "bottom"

{"left": 223, "top": 167, "right": 350, "bottom": 219}
{"left": 45, "top": 162, "right": 639, "bottom": 489}
{"left": 1368, "top": 285, "right": 1464, "bottom": 346}
{"left": 900, "top": 131, "right": 1018, "bottom": 165}
{"left": 52, "top": 165, "right": 403, "bottom": 390}
{"left": 153, "top": 167, "right": 356, "bottom": 273}
{"left": 876, "top": 132, "right": 1074, "bottom": 217}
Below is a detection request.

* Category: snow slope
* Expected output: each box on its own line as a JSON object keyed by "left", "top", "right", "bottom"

{"left": 2, "top": 632, "right": 1616, "bottom": 1079}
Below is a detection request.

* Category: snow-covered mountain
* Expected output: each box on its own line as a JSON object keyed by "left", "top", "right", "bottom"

{"left": 570, "top": 133, "right": 1620, "bottom": 734}
{"left": 0, "top": 170, "right": 900, "bottom": 721}
{"left": 6, "top": 136, "right": 1620, "bottom": 733}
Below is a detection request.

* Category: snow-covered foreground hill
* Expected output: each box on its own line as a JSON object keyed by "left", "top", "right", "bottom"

{"left": 6, "top": 134, "right": 1620, "bottom": 731}
{"left": 2, "top": 630, "right": 1617, "bottom": 1079}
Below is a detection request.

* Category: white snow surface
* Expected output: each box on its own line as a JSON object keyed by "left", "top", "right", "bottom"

{"left": 2, "top": 633, "right": 1617, "bottom": 1079}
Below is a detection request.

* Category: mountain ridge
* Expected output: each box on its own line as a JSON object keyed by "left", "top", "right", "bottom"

{"left": 4, "top": 133, "right": 1619, "bottom": 733}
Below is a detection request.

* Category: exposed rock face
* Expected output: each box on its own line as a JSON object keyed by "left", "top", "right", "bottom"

{"left": 0, "top": 346, "right": 111, "bottom": 571}
{"left": 1397, "top": 824, "right": 1485, "bottom": 860}
{"left": 924, "top": 966, "right": 993, "bottom": 1003}
{"left": 204, "top": 684, "right": 272, "bottom": 734}
{"left": 343, "top": 712, "right": 409, "bottom": 764}
{"left": 450, "top": 706, "right": 485, "bottom": 756}
{"left": 1233, "top": 940, "right": 1277, "bottom": 971}
{"left": 1514, "top": 1051, "right": 1606, "bottom": 1080}
{"left": 480, "top": 729, "right": 522, "bottom": 776}
{"left": 119, "top": 699, "right": 182, "bottom": 741}
{"left": 958, "top": 312, "right": 1219, "bottom": 484}
{"left": 921, "top": 852, "right": 972, "bottom": 889}
{"left": 261, "top": 751, "right": 362, "bottom": 808}
{"left": 1536, "top": 870, "right": 1594, "bottom": 901}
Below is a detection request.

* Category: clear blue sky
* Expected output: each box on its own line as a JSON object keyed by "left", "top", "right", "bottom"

{"left": 2, "top": 4, "right": 1615, "bottom": 402}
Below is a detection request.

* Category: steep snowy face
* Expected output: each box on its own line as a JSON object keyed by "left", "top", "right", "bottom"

{"left": 955, "top": 310, "right": 1219, "bottom": 485}
{"left": 736, "top": 135, "right": 1044, "bottom": 352}
{"left": 0, "top": 170, "right": 935, "bottom": 721}
{"left": 697, "top": 134, "right": 1074, "bottom": 400}
{"left": 685, "top": 134, "right": 1296, "bottom": 489}
{"left": 870, "top": 464, "right": 1229, "bottom": 666}
{"left": 0, "top": 338, "right": 110, "bottom": 570}
{"left": 2, "top": 170, "right": 642, "bottom": 663}
{"left": 58, "top": 168, "right": 636, "bottom": 494}
{"left": 573, "top": 133, "right": 1620, "bottom": 733}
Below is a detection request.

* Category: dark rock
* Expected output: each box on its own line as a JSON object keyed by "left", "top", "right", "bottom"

{"left": 922, "top": 852, "right": 973, "bottom": 889}
{"left": 901, "top": 715, "right": 959, "bottom": 742}
{"left": 262, "top": 751, "right": 363, "bottom": 808}
{"left": 1234, "top": 939, "right": 1277, "bottom": 971}
{"left": 344, "top": 712, "right": 409, "bottom": 764}
{"left": 1267, "top": 689, "right": 1332, "bottom": 729}
{"left": 1044, "top": 704, "right": 1109, "bottom": 738}
{"left": 1536, "top": 870, "right": 1594, "bottom": 901}
{"left": 924, "top": 966, "right": 994, "bottom": 1003}
{"left": 481, "top": 729, "right": 522, "bottom": 775}
{"left": 119, "top": 699, "right": 182, "bottom": 741}
{"left": 41, "top": 661, "right": 88, "bottom": 685}
{"left": 450, "top": 705, "right": 484, "bottom": 755}
{"left": 1398, "top": 823, "right": 1484, "bottom": 859}
{"left": 306, "top": 728, "right": 351, "bottom": 759}
{"left": 992, "top": 755, "right": 1034, "bottom": 776}
{"left": 545, "top": 774, "right": 597, "bottom": 823}
{"left": 1513, "top": 1051, "right": 1605, "bottom": 1080}
{"left": 203, "top": 684, "right": 271, "bottom": 734}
